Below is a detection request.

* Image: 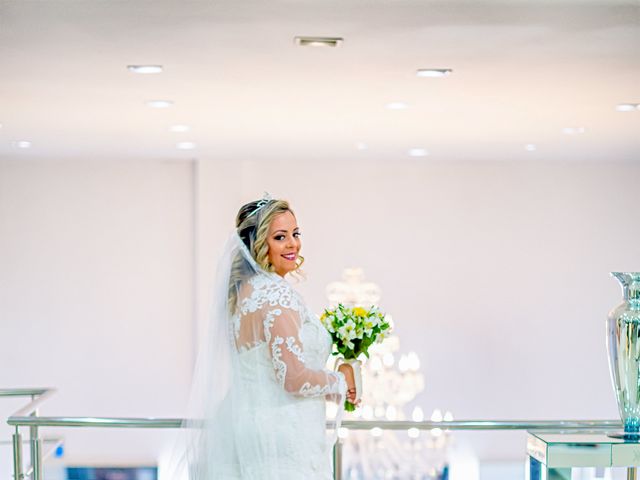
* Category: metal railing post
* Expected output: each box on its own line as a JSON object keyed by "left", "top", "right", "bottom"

{"left": 333, "top": 439, "right": 343, "bottom": 480}
{"left": 13, "top": 428, "right": 24, "bottom": 480}
{"left": 29, "top": 398, "right": 43, "bottom": 480}
{"left": 29, "top": 428, "right": 43, "bottom": 480}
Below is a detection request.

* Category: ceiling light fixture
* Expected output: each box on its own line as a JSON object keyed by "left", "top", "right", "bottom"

{"left": 616, "top": 104, "right": 638, "bottom": 112}
{"left": 408, "top": 148, "right": 428, "bottom": 157}
{"left": 562, "top": 127, "right": 585, "bottom": 135}
{"left": 170, "top": 125, "right": 191, "bottom": 133}
{"left": 386, "top": 102, "right": 408, "bottom": 110}
{"left": 146, "top": 100, "right": 173, "bottom": 108}
{"left": 524, "top": 144, "right": 536, "bottom": 152}
{"left": 127, "top": 65, "right": 163, "bottom": 74}
{"left": 14, "top": 140, "right": 32, "bottom": 149}
{"left": 355, "top": 142, "right": 368, "bottom": 151}
{"left": 294, "top": 36, "right": 343, "bottom": 47}
{"left": 176, "top": 142, "right": 196, "bottom": 150}
{"left": 416, "top": 69, "right": 452, "bottom": 78}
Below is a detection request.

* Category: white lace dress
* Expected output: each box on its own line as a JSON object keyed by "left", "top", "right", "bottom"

{"left": 230, "top": 272, "right": 346, "bottom": 480}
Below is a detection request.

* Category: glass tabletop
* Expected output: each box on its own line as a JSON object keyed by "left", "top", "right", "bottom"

{"left": 529, "top": 431, "right": 631, "bottom": 445}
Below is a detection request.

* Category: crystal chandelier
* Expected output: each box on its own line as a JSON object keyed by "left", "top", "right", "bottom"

{"left": 325, "top": 268, "right": 453, "bottom": 480}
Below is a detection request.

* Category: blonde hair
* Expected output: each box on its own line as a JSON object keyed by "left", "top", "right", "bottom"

{"left": 229, "top": 198, "right": 304, "bottom": 313}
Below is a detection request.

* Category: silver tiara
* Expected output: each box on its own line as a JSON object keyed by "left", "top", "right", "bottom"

{"left": 248, "top": 192, "right": 273, "bottom": 217}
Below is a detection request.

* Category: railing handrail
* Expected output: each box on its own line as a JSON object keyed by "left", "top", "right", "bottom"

{"left": 0, "top": 388, "right": 51, "bottom": 398}
{"left": 11, "top": 389, "right": 57, "bottom": 418}
{"left": 3, "top": 386, "right": 622, "bottom": 432}
{"left": 8, "top": 416, "right": 184, "bottom": 428}
{"left": 8, "top": 415, "right": 621, "bottom": 431}
{"left": 342, "top": 419, "right": 622, "bottom": 430}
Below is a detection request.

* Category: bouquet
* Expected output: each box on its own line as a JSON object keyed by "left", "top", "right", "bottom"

{"left": 320, "top": 304, "right": 391, "bottom": 411}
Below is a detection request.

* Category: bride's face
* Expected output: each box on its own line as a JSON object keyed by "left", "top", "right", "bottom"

{"left": 266, "top": 210, "right": 301, "bottom": 277}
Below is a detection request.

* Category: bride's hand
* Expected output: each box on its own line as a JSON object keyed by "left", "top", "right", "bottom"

{"left": 337, "top": 363, "right": 360, "bottom": 405}
{"left": 346, "top": 387, "right": 358, "bottom": 405}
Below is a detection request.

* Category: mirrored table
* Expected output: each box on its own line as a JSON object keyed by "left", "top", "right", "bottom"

{"left": 527, "top": 431, "right": 640, "bottom": 480}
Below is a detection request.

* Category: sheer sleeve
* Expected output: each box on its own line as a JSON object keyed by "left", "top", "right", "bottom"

{"left": 264, "top": 305, "right": 346, "bottom": 398}
{"left": 235, "top": 274, "right": 346, "bottom": 399}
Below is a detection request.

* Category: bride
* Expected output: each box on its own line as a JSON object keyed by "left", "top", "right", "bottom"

{"left": 183, "top": 196, "right": 358, "bottom": 480}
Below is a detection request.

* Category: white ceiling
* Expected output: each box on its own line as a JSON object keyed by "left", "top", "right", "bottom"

{"left": 1, "top": 0, "right": 638, "bottom": 162}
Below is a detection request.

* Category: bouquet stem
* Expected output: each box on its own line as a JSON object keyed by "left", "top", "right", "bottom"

{"left": 338, "top": 358, "right": 362, "bottom": 412}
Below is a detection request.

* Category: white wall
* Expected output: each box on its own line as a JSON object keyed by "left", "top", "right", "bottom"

{"left": 0, "top": 159, "right": 194, "bottom": 464}
{"left": 2, "top": 157, "right": 639, "bottom": 469}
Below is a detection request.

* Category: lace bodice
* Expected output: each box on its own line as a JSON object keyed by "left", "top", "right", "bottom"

{"left": 233, "top": 273, "right": 345, "bottom": 398}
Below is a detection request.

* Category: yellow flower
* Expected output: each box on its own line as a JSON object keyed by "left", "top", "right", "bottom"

{"left": 353, "top": 307, "right": 367, "bottom": 317}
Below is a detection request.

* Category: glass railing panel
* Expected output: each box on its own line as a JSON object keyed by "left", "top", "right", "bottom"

{"left": 4, "top": 388, "right": 631, "bottom": 480}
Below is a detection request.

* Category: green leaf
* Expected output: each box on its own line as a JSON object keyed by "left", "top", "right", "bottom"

{"left": 344, "top": 401, "right": 356, "bottom": 412}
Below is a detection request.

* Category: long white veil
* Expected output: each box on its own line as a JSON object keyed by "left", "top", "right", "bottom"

{"left": 182, "top": 232, "right": 249, "bottom": 479}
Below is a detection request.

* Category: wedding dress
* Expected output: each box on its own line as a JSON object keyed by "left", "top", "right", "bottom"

{"left": 182, "top": 233, "right": 346, "bottom": 480}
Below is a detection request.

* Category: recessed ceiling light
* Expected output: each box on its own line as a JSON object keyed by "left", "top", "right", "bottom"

{"left": 524, "top": 144, "right": 536, "bottom": 152}
{"left": 169, "top": 125, "right": 191, "bottom": 133}
{"left": 416, "top": 69, "right": 452, "bottom": 78}
{"left": 127, "top": 65, "right": 163, "bottom": 74}
{"left": 355, "top": 142, "right": 368, "bottom": 151}
{"left": 146, "top": 100, "right": 173, "bottom": 108}
{"left": 616, "top": 104, "right": 638, "bottom": 112}
{"left": 294, "top": 36, "right": 343, "bottom": 47}
{"left": 14, "top": 140, "right": 32, "bottom": 149}
{"left": 562, "top": 127, "right": 585, "bottom": 135}
{"left": 176, "top": 142, "right": 196, "bottom": 150}
{"left": 386, "top": 102, "right": 408, "bottom": 110}
{"left": 408, "top": 148, "right": 428, "bottom": 157}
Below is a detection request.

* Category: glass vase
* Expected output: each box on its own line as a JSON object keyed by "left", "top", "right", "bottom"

{"left": 607, "top": 272, "right": 640, "bottom": 440}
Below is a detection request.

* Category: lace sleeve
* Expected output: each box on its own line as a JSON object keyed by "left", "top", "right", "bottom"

{"left": 265, "top": 306, "right": 346, "bottom": 398}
